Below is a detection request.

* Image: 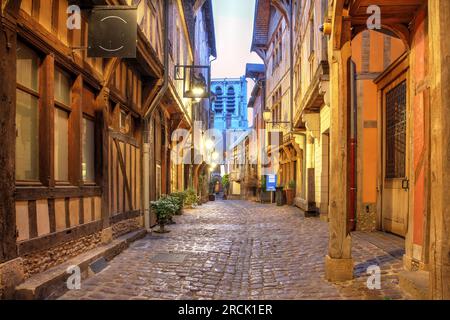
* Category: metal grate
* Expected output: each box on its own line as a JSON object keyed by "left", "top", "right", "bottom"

{"left": 385, "top": 81, "right": 407, "bottom": 179}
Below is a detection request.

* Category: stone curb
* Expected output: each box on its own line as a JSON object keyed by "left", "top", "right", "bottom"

{"left": 14, "top": 229, "right": 147, "bottom": 300}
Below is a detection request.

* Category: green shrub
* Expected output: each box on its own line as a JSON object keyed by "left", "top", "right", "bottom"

{"left": 222, "top": 174, "right": 230, "bottom": 191}
{"left": 170, "top": 192, "right": 186, "bottom": 207}
{"left": 184, "top": 188, "right": 198, "bottom": 207}
{"left": 261, "top": 175, "right": 267, "bottom": 192}
{"left": 150, "top": 197, "right": 178, "bottom": 223}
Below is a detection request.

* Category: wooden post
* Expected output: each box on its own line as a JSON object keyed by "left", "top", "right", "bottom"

{"left": 40, "top": 54, "right": 55, "bottom": 187}
{"left": 0, "top": 11, "right": 18, "bottom": 264}
{"left": 69, "top": 75, "right": 82, "bottom": 186}
{"left": 325, "top": 15, "right": 354, "bottom": 281}
{"left": 428, "top": 0, "right": 450, "bottom": 300}
{"left": 95, "top": 88, "right": 111, "bottom": 242}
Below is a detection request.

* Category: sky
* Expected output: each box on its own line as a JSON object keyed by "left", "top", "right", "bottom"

{"left": 211, "top": 0, "right": 263, "bottom": 126}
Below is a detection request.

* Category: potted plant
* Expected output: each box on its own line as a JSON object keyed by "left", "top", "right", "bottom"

{"left": 260, "top": 176, "right": 271, "bottom": 203}
{"left": 170, "top": 192, "right": 186, "bottom": 215}
{"left": 151, "top": 197, "right": 178, "bottom": 233}
{"left": 222, "top": 174, "right": 230, "bottom": 200}
{"left": 276, "top": 184, "right": 285, "bottom": 206}
{"left": 184, "top": 188, "right": 198, "bottom": 208}
{"left": 285, "top": 180, "right": 296, "bottom": 205}
{"left": 208, "top": 181, "right": 216, "bottom": 201}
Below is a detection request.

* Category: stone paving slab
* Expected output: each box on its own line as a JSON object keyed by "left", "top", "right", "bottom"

{"left": 58, "top": 200, "right": 411, "bottom": 300}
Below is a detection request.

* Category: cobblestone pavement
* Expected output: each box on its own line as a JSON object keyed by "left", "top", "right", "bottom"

{"left": 59, "top": 200, "right": 410, "bottom": 300}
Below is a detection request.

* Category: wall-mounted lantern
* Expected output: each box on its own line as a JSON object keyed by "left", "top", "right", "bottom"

{"left": 175, "top": 65, "right": 211, "bottom": 99}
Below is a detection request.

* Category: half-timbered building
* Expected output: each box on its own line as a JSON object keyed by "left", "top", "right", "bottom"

{"left": 0, "top": 0, "right": 216, "bottom": 299}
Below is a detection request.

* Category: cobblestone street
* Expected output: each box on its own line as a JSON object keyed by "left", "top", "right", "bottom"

{"left": 59, "top": 200, "right": 410, "bottom": 300}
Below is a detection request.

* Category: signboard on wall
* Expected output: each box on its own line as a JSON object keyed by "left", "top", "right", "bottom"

{"left": 266, "top": 174, "right": 277, "bottom": 192}
{"left": 88, "top": 6, "right": 137, "bottom": 58}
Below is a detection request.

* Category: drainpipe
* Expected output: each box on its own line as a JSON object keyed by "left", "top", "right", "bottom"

{"left": 143, "top": 0, "right": 170, "bottom": 231}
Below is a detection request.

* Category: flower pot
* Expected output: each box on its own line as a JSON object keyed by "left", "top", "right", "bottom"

{"left": 285, "top": 189, "right": 294, "bottom": 205}
{"left": 260, "top": 190, "right": 272, "bottom": 203}
{"left": 275, "top": 187, "right": 285, "bottom": 206}
{"left": 154, "top": 221, "right": 170, "bottom": 233}
{"left": 209, "top": 194, "right": 216, "bottom": 201}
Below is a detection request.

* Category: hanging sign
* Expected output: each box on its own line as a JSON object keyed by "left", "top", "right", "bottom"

{"left": 88, "top": 6, "right": 137, "bottom": 58}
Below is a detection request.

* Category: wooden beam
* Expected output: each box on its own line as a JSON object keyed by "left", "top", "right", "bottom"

{"left": 103, "top": 58, "right": 120, "bottom": 87}
{"left": 428, "top": 0, "right": 450, "bottom": 300}
{"left": 69, "top": 75, "right": 83, "bottom": 186}
{"left": 114, "top": 138, "right": 133, "bottom": 212}
{"left": 0, "top": 18, "right": 18, "bottom": 263}
{"left": 325, "top": 14, "right": 353, "bottom": 281}
{"left": 40, "top": 54, "right": 55, "bottom": 187}
{"left": 95, "top": 87, "right": 110, "bottom": 229}
{"left": 2, "top": 0, "right": 22, "bottom": 18}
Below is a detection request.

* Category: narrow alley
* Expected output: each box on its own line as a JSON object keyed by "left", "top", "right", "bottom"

{"left": 59, "top": 200, "right": 409, "bottom": 300}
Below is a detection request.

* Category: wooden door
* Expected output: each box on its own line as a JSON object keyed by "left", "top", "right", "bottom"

{"left": 382, "top": 76, "right": 409, "bottom": 236}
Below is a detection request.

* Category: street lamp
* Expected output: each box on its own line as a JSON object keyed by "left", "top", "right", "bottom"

{"left": 174, "top": 65, "right": 211, "bottom": 99}
{"left": 263, "top": 108, "right": 272, "bottom": 122}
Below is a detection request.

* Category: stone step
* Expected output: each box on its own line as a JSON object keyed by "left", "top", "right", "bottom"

{"left": 15, "top": 229, "right": 147, "bottom": 300}
{"left": 399, "top": 270, "right": 430, "bottom": 300}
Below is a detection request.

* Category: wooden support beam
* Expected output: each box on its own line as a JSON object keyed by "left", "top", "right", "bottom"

{"left": 428, "top": 0, "right": 450, "bottom": 300}
{"left": 114, "top": 138, "right": 133, "bottom": 212}
{"left": 325, "top": 15, "right": 353, "bottom": 281}
{"left": 95, "top": 87, "right": 111, "bottom": 229}
{"left": 0, "top": 16, "right": 18, "bottom": 263}
{"left": 69, "top": 75, "right": 83, "bottom": 186}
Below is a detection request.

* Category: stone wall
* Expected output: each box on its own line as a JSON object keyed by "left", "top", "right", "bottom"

{"left": 356, "top": 203, "right": 377, "bottom": 232}
{"left": 21, "top": 232, "right": 102, "bottom": 279}
{"left": 112, "top": 217, "right": 142, "bottom": 238}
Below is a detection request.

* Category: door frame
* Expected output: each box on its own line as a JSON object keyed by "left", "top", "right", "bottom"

{"left": 375, "top": 53, "right": 410, "bottom": 234}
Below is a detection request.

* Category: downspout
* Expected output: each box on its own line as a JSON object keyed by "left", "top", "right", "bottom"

{"left": 143, "top": 0, "right": 170, "bottom": 231}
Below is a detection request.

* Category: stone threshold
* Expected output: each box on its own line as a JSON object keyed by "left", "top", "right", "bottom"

{"left": 399, "top": 270, "right": 430, "bottom": 300}
{"left": 15, "top": 229, "right": 147, "bottom": 300}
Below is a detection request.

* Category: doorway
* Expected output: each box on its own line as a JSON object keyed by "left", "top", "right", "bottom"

{"left": 381, "top": 75, "right": 409, "bottom": 237}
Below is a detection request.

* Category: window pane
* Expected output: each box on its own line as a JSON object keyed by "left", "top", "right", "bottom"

{"left": 54, "top": 108, "right": 69, "bottom": 181}
{"left": 16, "top": 90, "right": 39, "bottom": 180}
{"left": 16, "top": 42, "right": 39, "bottom": 91}
{"left": 82, "top": 118, "right": 95, "bottom": 181}
{"left": 54, "top": 68, "right": 71, "bottom": 105}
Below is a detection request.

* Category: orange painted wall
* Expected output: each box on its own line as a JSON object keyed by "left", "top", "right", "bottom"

{"left": 411, "top": 8, "right": 428, "bottom": 246}
{"left": 352, "top": 31, "right": 406, "bottom": 205}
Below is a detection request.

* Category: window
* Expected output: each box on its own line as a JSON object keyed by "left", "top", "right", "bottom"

{"left": 386, "top": 81, "right": 407, "bottom": 179}
{"left": 310, "top": 17, "right": 315, "bottom": 56}
{"left": 54, "top": 108, "right": 69, "bottom": 181}
{"left": 272, "top": 26, "right": 283, "bottom": 74}
{"left": 54, "top": 68, "right": 71, "bottom": 106}
{"left": 82, "top": 118, "right": 95, "bottom": 182}
{"left": 16, "top": 42, "right": 40, "bottom": 181}
{"left": 120, "top": 109, "right": 130, "bottom": 133}
{"left": 54, "top": 67, "right": 71, "bottom": 182}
